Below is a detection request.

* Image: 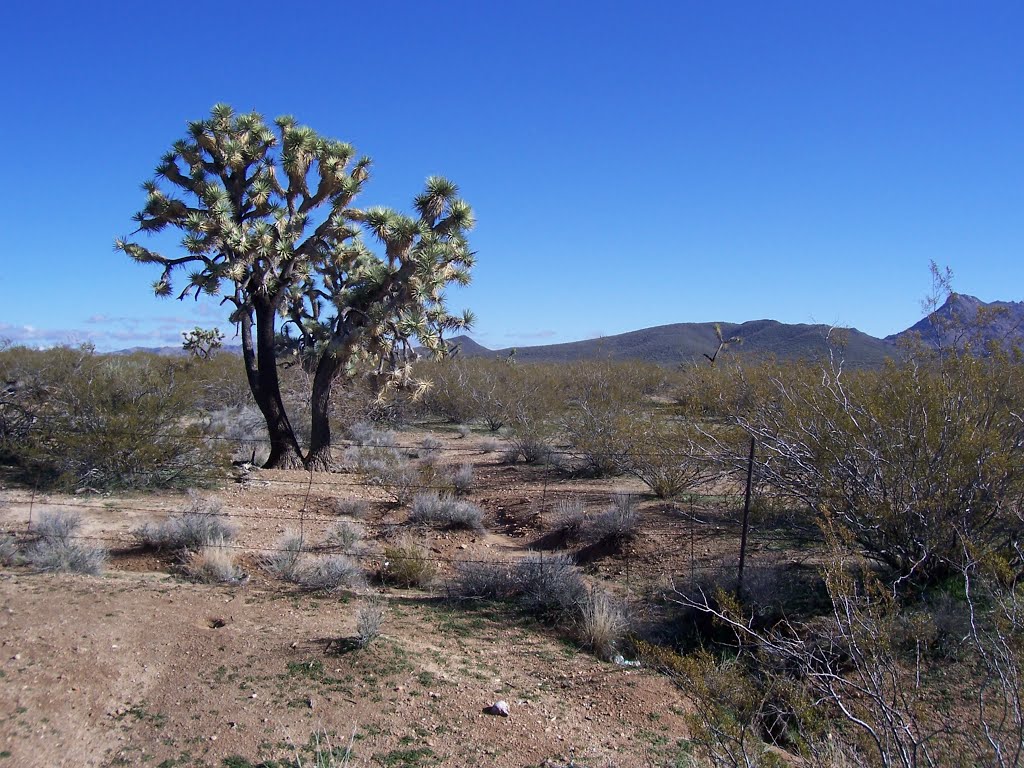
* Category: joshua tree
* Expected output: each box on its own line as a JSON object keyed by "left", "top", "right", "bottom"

{"left": 182, "top": 327, "right": 224, "bottom": 359}
{"left": 118, "top": 105, "right": 474, "bottom": 469}
{"left": 703, "top": 323, "right": 741, "bottom": 366}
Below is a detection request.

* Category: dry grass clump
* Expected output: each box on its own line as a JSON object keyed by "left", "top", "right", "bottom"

{"left": 418, "top": 436, "right": 443, "bottom": 459}
{"left": 135, "top": 492, "right": 236, "bottom": 552}
{"left": 355, "top": 599, "right": 385, "bottom": 648}
{"left": 349, "top": 449, "right": 421, "bottom": 505}
{"left": 293, "top": 555, "right": 364, "bottom": 592}
{"left": 409, "top": 492, "right": 485, "bottom": 531}
{"left": 24, "top": 511, "right": 106, "bottom": 575}
{"left": 580, "top": 587, "right": 629, "bottom": 660}
{"left": 183, "top": 539, "right": 244, "bottom": 584}
{"left": 381, "top": 536, "right": 436, "bottom": 588}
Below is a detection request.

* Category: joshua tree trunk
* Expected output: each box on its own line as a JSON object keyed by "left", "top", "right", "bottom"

{"left": 242, "top": 302, "right": 305, "bottom": 470}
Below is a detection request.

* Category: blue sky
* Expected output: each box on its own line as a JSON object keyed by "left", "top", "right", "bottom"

{"left": 1, "top": 1, "right": 1021, "bottom": 351}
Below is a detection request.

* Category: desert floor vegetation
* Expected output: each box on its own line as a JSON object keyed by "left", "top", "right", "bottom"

{"left": 0, "top": 343, "right": 1021, "bottom": 766}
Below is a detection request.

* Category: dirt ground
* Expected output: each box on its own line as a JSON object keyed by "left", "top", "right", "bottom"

{"left": 0, "top": 431, "right": 724, "bottom": 767}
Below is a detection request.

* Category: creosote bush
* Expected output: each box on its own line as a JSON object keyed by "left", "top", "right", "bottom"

{"left": 0, "top": 345, "right": 226, "bottom": 491}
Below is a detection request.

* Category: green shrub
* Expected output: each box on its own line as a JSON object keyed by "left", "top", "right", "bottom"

{"left": 0, "top": 345, "right": 226, "bottom": 490}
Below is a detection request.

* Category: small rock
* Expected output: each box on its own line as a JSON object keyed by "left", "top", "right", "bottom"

{"left": 484, "top": 700, "right": 510, "bottom": 717}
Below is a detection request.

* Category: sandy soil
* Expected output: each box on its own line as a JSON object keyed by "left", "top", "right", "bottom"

{"left": 0, "top": 433, "right": 730, "bottom": 767}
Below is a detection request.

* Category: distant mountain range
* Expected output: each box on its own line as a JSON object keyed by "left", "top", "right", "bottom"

{"left": 116, "top": 294, "right": 1024, "bottom": 367}
{"left": 443, "top": 294, "right": 1024, "bottom": 367}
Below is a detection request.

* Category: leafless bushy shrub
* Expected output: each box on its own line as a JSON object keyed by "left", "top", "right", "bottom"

{"left": 516, "top": 551, "right": 587, "bottom": 620}
{"left": 418, "top": 436, "right": 443, "bottom": 459}
{"left": 580, "top": 587, "right": 629, "bottom": 660}
{"left": 551, "top": 498, "right": 588, "bottom": 543}
{"left": 410, "top": 492, "right": 485, "bottom": 531}
{"left": 353, "top": 450, "right": 421, "bottom": 505}
{"left": 381, "top": 536, "right": 436, "bottom": 588}
{"left": 32, "top": 509, "right": 82, "bottom": 543}
{"left": 22, "top": 511, "right": 107, "bottom": 575}
{"left": 346, "top": 421, "right": 397, "bottom": 447}
{"left": 293, "top": 555, "right": 364, "bottom": 592}
{"left": 450, "top": 555, "right": 519, "bottom": 599}
{"left": 25, "top": 539, "right": 107, "bottom": 575}
{"left": 584, "top": 493, "right": 640, "bottom": 547}
{"left": 183, "top": 540, "right": 244, "bottom": 584}
{"left": 355, "top": 599, "right": 385, "bottom": 648}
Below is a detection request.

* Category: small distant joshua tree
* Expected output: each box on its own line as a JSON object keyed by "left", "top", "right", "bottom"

{"left": 182, "top": 326, "right": 224, "bottom": 359}
{"left": 703, "top": 323, "right": 741, "bottom": 367}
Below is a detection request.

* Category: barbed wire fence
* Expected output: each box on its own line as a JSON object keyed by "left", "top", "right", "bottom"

{"left": 0, "top": 424, "right": 821, "bottom": 602}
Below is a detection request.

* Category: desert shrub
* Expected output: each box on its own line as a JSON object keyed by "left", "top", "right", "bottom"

{"left": 584, "top": 493, "right": 640, "bottom": 547}
{"left": 561, "top": 361, "right": 652, "bottom": 476}
{"left": 183, "top": 540, "right": 244, "bottom": 584}
{"left": 135, "top": 493, "right": 235, "bottom": 552}
{"left": 455, "top": 424, "right": 472, "bottom": 439}
{"left": 350, "top": 448, "right": 421, "bottom": 505}
{"left": 263, "top": 532, "right": 307, "bottom": 580}
{"left": 346, "top": 421, "right": 397, "bottom": 447}
{"left": 32, "top": 509, "right": 82, "bottom": 543}
{"left": 418, "top": 436, "right": 443, "bottom": 459}
{"left": 204, "top": 404, "right": 267, "bottom": 464}
{"left": 24, "top": 512, "right": 106, "bottom": 575}
{"left": 324, "top": 521, "right": 366, "bottom": 552}
{"left": 736, "top": 351, "right": 1024, "bottom": 585}
{"left": 450, "top": 555, "right": 520, "bottom": 599}
{"left": 580, "top": 587, "right": 629, "bottom": 660}
{"left": 448, "top": 463, "right": 474, "bottom": 494}
{"left": 624, "top": 418, "right": 713, "bottom": 499}
{"left": 25, "top": 538, "right": 107, "bottom": 575}
{"left": 0, "top": 534, "right": 19, "bottom": 566}
{"left": 409, "top": 492, "right": 485, "bottom": 530}
{"left": 355, "top": 599, "right": 385, "bottom": 648}
{"left": 332, "top": 497, "right": 369, "bottom": 519}
{"left": 381, "top": 536, "right": 436, "bottom": 588}
{"left": 479, "top": 438, "right": 500, "bottom": 453}
{"left": 0, "top": 346, "right": 226, "bottom": 490}
{"left": 550, "top": 498, "right": 588, "bottom": 544}
{"left": 516, "top": 551, "right": 587, "bottom": 620}
{"left": 293, "top": 555, "right": 364, "bottom": 592}
{"left": 417, "top": 359, "right": 480, "bottom": 424}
